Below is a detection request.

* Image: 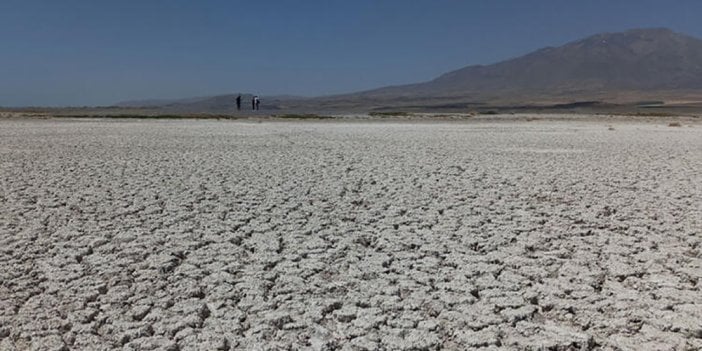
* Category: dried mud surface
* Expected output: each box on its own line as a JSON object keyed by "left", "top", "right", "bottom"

{"left": 0, "top": 119, "right": 700, "bottom": 350}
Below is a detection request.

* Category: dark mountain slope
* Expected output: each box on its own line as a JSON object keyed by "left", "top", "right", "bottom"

{"left": 349, "top": 28, "right": 702, "bottom": 100}
{"left": 115, "top": 28, "right": 702, "bottom": 111}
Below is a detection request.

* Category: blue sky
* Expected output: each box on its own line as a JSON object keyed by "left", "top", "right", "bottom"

{"left": 1, "top": 0, "right": 701, "bottom": 106}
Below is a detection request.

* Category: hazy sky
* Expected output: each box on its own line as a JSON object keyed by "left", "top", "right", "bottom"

{"left": 2, "top": 0, "right": 702, "bottom": 106}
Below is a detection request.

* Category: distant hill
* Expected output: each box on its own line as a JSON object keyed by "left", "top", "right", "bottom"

{"left": 359, "top": 28, "right": 702, "bottom": 99}
{"left": 115, "top": 28, "right": 702, "bottom": 112}
{"left": 116, "top": 95, "right": 247, "bottom": 113}
{"left": 115, "top": 94, "right": 309, "bottom": 113}
{"left": 115, "top": 96, "right": 219, "bottom": 108}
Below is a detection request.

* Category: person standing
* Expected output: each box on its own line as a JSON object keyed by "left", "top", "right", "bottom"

{"left": 235, "top": 94, "right": 241, "bottom": 111}
{"left": 255, "top": 96, "right": 260, "bottom": 111}
{"left": 252, "top": 96, "right": 257, "bottom": 110}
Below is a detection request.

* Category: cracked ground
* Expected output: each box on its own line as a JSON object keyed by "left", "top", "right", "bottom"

{"left": 0, "top": 118, "right": 700, "bottom": 350}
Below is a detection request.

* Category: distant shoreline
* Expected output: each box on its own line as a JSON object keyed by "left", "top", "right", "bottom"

{"left": 0, "top": 111, "right": 699, "bottom": 126}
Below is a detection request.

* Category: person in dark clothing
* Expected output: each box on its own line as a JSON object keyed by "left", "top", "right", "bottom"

{"left": 255, "top": 96, "right": 260, "bottom": 110}
{"left": 235, "top": 95, "right": 241, "bottom": 111}
{"left": 252, "top": 96, "right": 256, "bottom": 110}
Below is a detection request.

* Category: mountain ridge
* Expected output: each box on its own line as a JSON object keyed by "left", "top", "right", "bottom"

{"left": 115, "top": 28, "right": 702, "bottom": 112}
{"left": 346, "top": 28, "right": 702, "bottom": 99}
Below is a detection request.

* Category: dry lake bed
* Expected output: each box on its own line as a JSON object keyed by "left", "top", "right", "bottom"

{"left": 0, "top": 117, "right": 700, "bottom": 350}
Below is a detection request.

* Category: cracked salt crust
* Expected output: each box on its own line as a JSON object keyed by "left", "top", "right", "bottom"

{"left": 0, "top": 118, "right": 700, "bottom": 350}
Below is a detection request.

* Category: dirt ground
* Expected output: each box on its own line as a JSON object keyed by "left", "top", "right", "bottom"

{"left": 0, "top": 117, "right": 700, "bottom": 350}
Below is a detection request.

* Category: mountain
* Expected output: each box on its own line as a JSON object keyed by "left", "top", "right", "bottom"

{"left": 115, "top": 94, "right": 309, "bottom": 113}
{"left": 115, "top": 96, "right": 220, "bottom": 108}
{"left": 114, "top": 28, "right": 702, "bottom": 112}
{"left": 116, "top": 94, "right": 255, "bottom": 113}
{"left": 345, "top": 28, "right": 702, "bottom": 101}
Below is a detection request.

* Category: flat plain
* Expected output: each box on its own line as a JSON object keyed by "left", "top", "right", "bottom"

{"left": 0, "top": 117, "right": 700, "bottom": 350}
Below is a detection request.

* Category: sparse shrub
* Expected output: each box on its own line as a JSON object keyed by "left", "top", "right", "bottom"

{"left": 632, "top": 112, "right": 676, "bottom": 117}
{"left": 56, "top": 114, "right": 235, "bottom": 119}
{"left": 668, "top": 122, "right": 682, "bottom": 127}
{"left": 275, "top": 114, "right": 332, "bottom": 119}
{"left": 368, "top": 111, "right": 412, "bottom": 117}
